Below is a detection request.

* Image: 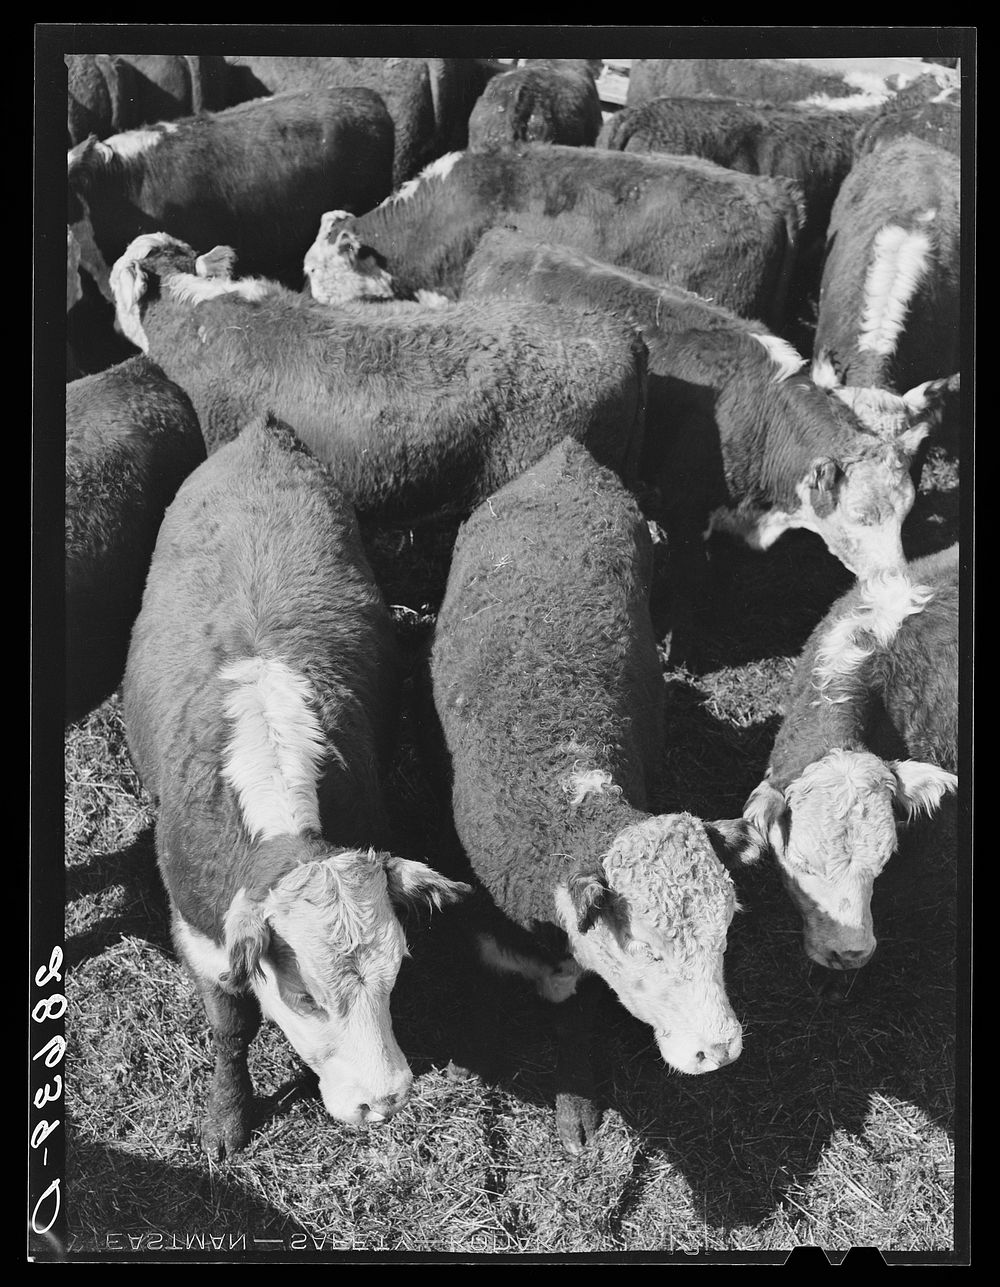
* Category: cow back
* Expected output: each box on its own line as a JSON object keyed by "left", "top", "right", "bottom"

{"left": 123, "top": 415, "right": 399, "bottom": 858}
{"left": 69, "top": 86, "right": 395, "bottom": 290}
{"left": 626, "top": 58, "right": 855, "bottom": 107}
{"left": 467, "top": 63, "right": 602, "bottom": 149}
{"left": 137, "top": 284, "right": 648, "bottom": 523}
{"left": 353, "top": 145, "right": 805, "bottom": 327}
{"left": 222, "top": 56, "right": 486, "bottom": 185}
{"left": 815, "top": 136, "right": 961, "bottom": 390}
{"left": 66, "top": 356, "right": 206, "bottom": 725}
{"left": 431, "top": 437, "right": 663, "bottom": 925}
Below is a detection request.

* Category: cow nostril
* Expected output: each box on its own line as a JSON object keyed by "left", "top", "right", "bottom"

{"left": 828, "top": 948, "right": 871, "bottom": 970}
{"left": 695, "top": 1043, "right": 735, "bottom": 1068}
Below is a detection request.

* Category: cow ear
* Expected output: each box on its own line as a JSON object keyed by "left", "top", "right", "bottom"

{"left": 67, "top": 133, "right": 113, "bottom": 176}
{"left": 221, "top": 889, "right": 270, "bottom": 993}
{"left": 743, "top": 780, "right": 789, "bottom": 857}
{"left": 383, "top": 854, "right": 471, "bottom": 915}
{"left": 811, "top": 353, "right": 841, "bottom": 390}
{"left": 898, "top": 374, "right": 959, "bottom": 453}
{"left": 566, "top": 866, "right": 611, "bottom": 933}
{"left": 67, "top": 135, "right": 95, "bottom": 168}
{"left": 890, "top": 760, "right": 958, "bottom": 821}
{"left": 108, "top": 251, "right": 152, "bottom": 353}
{"left": 320, "top": 209, "right": 356, "bottom": 242}
{"left": 808, "top": 456, "right": 840, "bottom": 493}
{"left": 195, "top": 245, "right": 239, "bottom": 279}
{"left": 704, "top": 817, "right": 768, "bottom": 869}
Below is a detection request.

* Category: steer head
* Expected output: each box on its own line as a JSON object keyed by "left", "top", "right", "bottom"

{"left": 110, "top": 233, "right": 278, "bottom": 351}
{"left": 743, "top": 751, "right": 957, "bottom": 970}
{"left": 108, "top": 232, "right": 199, "bottom": 350}
{"left": 555, "top": 813, "right": 765, "bottom": 1075}
{"left": 304, "top": 210, "right": 398, "bottom": 305}
{"left": 812, "top": 354, "right": 955, "bottom": 457}
{"left": 796, "top": 436, "right": 916, "bottom": 581}
{"left": 222, "top": 847, "right": 468, "bottom": 1126}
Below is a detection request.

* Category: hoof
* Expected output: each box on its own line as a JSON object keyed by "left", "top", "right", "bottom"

{"left": 200, "top": 1111, "right": 252, "bottom": 1161}
{"left": 555, "top": 1093, "right": 601, "bottom": 1156}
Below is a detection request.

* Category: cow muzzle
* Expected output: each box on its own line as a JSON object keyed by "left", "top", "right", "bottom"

{"left": 656, "top": 1023, "right": 743, "bottom": 1075}
{"left": 318, "top": 1063, "right": 413, "bottom": 1127}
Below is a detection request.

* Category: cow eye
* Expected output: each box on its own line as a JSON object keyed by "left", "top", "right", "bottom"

{"left": 629, "top": 940, "right": 662, "bottom": 963}
{"left": 295, "top": 992, "right": 324, "bottom": 1015}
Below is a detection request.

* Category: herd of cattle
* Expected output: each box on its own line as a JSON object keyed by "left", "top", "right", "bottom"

{"left": 63, "top": 53, "right": 963, "bottom": 1158}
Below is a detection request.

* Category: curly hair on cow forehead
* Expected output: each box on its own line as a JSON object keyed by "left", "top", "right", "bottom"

{"left": 781, "top": 751, "right": 900, "bottom": 874}
{"left": 263, "top": 849, "right": 396, "bottom": 954}
{"left": 603, "top": 815, "right": 736, "bottom": 947}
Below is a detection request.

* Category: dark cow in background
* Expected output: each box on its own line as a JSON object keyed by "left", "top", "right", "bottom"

{"left": 123, "top": 414, "right": 469, "bottom": 1157}
{"left": 222, "top": 56, "right": 491, "bottom": 187}
{"left": 812, "top": 135, "right": 961, "bottom": 478}
{"left": 66, "top": 53, "right": 231, "bottom": 146}
{"left": 66, "top": 356, "right": 206, "bottom": 725}
{"left": 466, "top": 59, "right": 603, "bottom": 149}
{"left": 625, "top": 56, "right": 959, "bottom": 111}
{"left": 744, "top": 544, "right": 958, "bottom": 975}
{"left": 66, "top": 226, "right": 83, "bottom": 379}
{"left": 625, "top": 58, "right": 863, "bottom": 107}
{"left": 596, "top": 97, "right": 873, "bottom": 273}
{"left": 463, "top": 228, "right": 928, "bottom": 666}
{"left": 332, "top": 144, "right": 805, "bottom": 329}
{"left": 67, "top": 55, "right": 140, "bottom": 146}
{"left": 66, "top": 218, "right": 139, "bottom": 378}
{"left": 852, "top": 95, "right": 961, "bottom": 159}
{"left": 431, "top": 438, "right": 766, "bottom": 1153}
{"left": 108, "top": 233, "right": 648, "bottom": 523}
{"left": 67, "top": 86, "right": 394, "bottom": 306}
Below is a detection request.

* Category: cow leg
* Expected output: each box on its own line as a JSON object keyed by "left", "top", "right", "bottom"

{"left": 194, "top": 977, "right": 262, "bottom": 1160}
{"left": 552, "top": 978, "right": 601, "bottom": 1156}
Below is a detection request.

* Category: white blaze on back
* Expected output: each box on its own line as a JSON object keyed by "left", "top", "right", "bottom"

{"left": 100, "top": 127, "right": 169, "bottom": 160}
{"left": 166, "top": 273, "right": 275, "bottom": 305}
{"left": 386, "top": 150, "right": 462, "bottom": 205}
{"left": 221, "top": 656, "right": 328, "bottom": 840}
{"left": 751, "top": 333, "right": 807, "bottom": 383}
{"left": 812, "top": 571, "right": 935, "bottom": 701}
{"left": 858, "top": 224, "right": 932, "bottom": 357}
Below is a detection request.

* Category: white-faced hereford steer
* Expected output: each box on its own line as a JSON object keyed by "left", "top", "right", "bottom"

{"left": 123, "top": 415, "right": 468, "bottom": 1158}
{"left": 67, "top": 86, "right": 395, "bottom": 300}
{"left": 462, "top": 228, "right": 927, "bottom": 665}
{"left": 66, "top": 355, "right": 205, "bottom": 724}
{"left": 812, "top": 136, "right": 962, "bottom": 480}
{"left": 329, "top": 143, "right": 806, "bottom": 329}
{"left": 303, "top": 217, "right": 450, "bottom": 307}
{"left": 108, "top": 232, "right": 648, "bottom": 523}
{"left": 744, "top": 544, "right": 958, "bottom": 973}
{"left": 431, "top": 438, "right": 765, "bottom": 1154}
